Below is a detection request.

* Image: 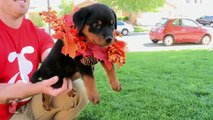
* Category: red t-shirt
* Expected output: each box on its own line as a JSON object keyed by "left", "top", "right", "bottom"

{"left": 0, "top": 18, "right": 54, "bottom": 119}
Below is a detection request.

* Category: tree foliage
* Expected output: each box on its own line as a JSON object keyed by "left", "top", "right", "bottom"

{"left": 29, "top": 12, "right": 46, "bottom": 27}
{"left": 58, "top": 0, "right": 74, "bottom": 17}
{"left": 97, "top": 0, "right": 166, "bottom": 13}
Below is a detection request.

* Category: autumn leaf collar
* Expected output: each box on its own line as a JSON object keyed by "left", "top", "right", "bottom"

{"left": 40, "top": 8, "right": 126, "bottom": 70}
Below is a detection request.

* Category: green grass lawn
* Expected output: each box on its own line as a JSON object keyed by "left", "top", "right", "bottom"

{"left": 78, "top": 50, "right": 213, "bottom": 120}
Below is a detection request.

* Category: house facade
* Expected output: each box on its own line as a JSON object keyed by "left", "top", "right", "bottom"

{"left": 27, "top": 0, "right": 213, "bottom": 26}
{"left": 137, "top": 0, "right": 213, "bottom": 26}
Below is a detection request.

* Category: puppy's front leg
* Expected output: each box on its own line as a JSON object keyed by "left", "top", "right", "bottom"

{"left": 100, "top": 62, "right": 121, "bottom": 92}
{"left": 42, "top": 94, "right": 51, "bottom": 111}
{"left": 67, "top": 72, "right": 81, "bottom": 97}
{"left": 83, "top": 75, "right": 100, "bottom": 104}
{"left": 75, "top": 56, "right": 100, "bottom": 104}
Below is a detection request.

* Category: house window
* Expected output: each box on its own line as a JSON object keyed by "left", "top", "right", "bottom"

{"left": 186, "top": 0, "right": 202, "bottom": 4}
{"left": 195, "top": 0, "right": 202, "bottom": 4}
{"left": 186, "top": 0, "right": 190, "bottom": 3}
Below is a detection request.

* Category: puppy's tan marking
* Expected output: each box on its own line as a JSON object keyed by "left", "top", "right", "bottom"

{"left": 82, "top": 25, "right": 115, "bottom": 46}
{"left": 82, "top": 25, "right": 104, "bottom": 46}
{"left": 83, "top": 75, "right": 100, "bottom": 104}
{"left": 43, "top": 94, "right": 51, "bottom": 111}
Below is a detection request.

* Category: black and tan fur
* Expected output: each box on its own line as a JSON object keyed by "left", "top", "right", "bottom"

{"left": 31, "top": 3, "right": 121, "bottom": 111}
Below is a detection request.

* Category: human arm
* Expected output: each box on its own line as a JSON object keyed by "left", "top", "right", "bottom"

{"left": 0, "top": 26, "right": 74, "bottom": 104}
{"left": 0, "top": 45, "right": 72, "bottom": 104}
{"left": 0, "top": 76, "right": 72, "bottom": 104}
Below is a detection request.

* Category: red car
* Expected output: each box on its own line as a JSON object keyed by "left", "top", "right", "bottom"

{"left": 149, "top": 18, "right": 211, "bottom": 46}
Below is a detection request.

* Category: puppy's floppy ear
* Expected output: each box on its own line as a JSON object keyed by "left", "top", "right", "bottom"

{"left": 111, "top": 9, "right": 117, "bottom": 30}
{"left": 73, "top": 8, "right": 91, "bottom": 35}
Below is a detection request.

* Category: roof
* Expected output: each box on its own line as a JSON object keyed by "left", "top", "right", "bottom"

{"left": 74, "top": 0, "right": 96, "bottom": 8}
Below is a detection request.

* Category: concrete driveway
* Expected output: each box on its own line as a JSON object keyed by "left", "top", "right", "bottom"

{"left": 118, "top": 28, "right": 213, "bottom": 52}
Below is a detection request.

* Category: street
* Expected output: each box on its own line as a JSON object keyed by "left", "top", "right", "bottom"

{"left": 118, "top": 28, "right": 213, "bottom": 52}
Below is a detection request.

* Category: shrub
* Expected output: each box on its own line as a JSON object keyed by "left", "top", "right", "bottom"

{"left": 117, "top": 16, "right": 129, "bottom": 21}
{"left": 134, "top": 26, "right": 148, "bottom": 32}
{"left": 28, "top": 12, "right": 46, "bottom": 27}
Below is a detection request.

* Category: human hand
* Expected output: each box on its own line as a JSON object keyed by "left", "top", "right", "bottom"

{"left": 39, "top": 76, "right": 73, "bottom": 96}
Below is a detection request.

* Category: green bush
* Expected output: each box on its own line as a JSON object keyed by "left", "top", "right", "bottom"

{"left": 29, "top": 12, "right": 46, "bottom": 27}
{"left": 58, "top": 0, "right": 73, "bottom": 17}
{"left": 134, "top": 26, "right": 148, "bottom": 32}
{"left": 117, "top": 16, "right": 129, "bottom": 21}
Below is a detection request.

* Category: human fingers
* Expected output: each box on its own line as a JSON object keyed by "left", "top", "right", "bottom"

{"left": 43, "top": 76, "right": 59, "bottom": 86}
{"left": 62, "top": 78, "right": 73, "bottom": 94}
{"left": 67, "top": 78, "right": 73, "bottom": 92}
{"left": 40, "top": 76, "right": 59, "bottom": 96}
{"left": 51, "top": 79, "right": 68, "bottom": 96}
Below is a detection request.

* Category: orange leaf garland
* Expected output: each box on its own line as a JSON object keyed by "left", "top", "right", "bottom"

{"left": 108, "top": 40, "right": 126, "bottom": 68}
{"left": 61, "top": 32, "right": 77, "bottom": 58}
{"left": 40, "top": 8, "right": 127, "bottom": 70}
{"left": 40, "top": 8, "right": 81, "bottom": 58}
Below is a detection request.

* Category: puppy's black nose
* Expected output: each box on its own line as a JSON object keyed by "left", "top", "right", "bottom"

{"left": 105, "top": 36, "right": 113, "bottom": 43}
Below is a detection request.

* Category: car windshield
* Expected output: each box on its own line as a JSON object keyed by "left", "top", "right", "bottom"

{"left": 200, "top": 16, "right": 206, "bottom": 19}
{"left": 155, "top": 18, "right": 169, "bottom": 27}
{"left": 117, "top": 21, "right": 125, "bottom": 25}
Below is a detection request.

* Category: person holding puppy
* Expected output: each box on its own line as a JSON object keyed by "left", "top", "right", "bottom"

{"left": 0, "top": 0, "right": 88, "bottom": 120}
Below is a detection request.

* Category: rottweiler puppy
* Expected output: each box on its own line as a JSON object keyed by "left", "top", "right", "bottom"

{"left": 31, "top": 3, "right": 121, "bottom": 111}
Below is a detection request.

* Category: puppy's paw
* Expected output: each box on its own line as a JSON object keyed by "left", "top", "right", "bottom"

{"left": 110, "top": 80, "right": 122, "bottom": 92}
{"left": 67, "top": 89, "right": 76, "bottom": 97}
{"left": 43, "top": 103, "right": 51, "bottom": 111}
{"left": 89, "top": 96, "right": 100, "bottom": 104}
{"left": 87, "top": 89, "right": 100, "bottom": 104}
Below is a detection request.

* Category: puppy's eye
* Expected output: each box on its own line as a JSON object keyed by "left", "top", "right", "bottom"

{"left": 111, "top": 20, "right": 114, "bottom": 29}
{"left": 111, "top": 20, "right": 114, "bottom": 25}
{"left": 92, "top": 23, "right": 101, "bottom": 29}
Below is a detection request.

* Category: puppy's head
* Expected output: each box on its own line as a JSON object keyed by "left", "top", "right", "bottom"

{"left": 73, "top": 3, "right": 117, "bottom": 47}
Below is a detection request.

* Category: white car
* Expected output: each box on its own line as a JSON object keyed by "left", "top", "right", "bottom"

{"left": 116, "top": 21, "right": 134, "bottom": 36}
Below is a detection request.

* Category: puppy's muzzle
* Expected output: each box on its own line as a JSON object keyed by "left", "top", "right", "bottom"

{"left": 105, "top": 36, "right": 113, "bottom": 43}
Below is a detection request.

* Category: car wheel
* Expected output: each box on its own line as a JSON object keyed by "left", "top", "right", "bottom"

{"left": 151, "top": 39, "right": 158, "bottom": 43}
{"left": 201, "top": 35, "right": 211, "bottom": 45}
{"left": 122, "top": 29, "right": 129, "bottom": 36}
{"left": 163, "top": 35, "right": 174, "bottom": 46}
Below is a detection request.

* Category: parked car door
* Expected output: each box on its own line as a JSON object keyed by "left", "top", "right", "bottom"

{"left": 167, "top": 19, "right": 184, "bottom": 42}
{"left": 179, "top": 19, "right": 202, "bottom": 42}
